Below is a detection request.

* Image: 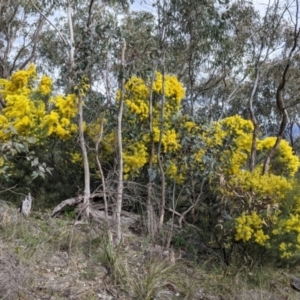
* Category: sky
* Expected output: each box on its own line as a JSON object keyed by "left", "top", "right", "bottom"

{"left": 131, "top": 0, "right": 156, "bottom": 13}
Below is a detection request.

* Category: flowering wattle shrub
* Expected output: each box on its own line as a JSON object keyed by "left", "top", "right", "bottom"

{"left": 0, "top": 64, "right": 78, "bottom": 142}
{"left": 197, "top": 115, "right": 300, "bottom": 258}
{"left": 116, "top": 72, "right": 185, "bottom": 180}
{"left": 112, "top": 72, "right": 300, "bottom": 260}
{"left": 0, "top": 65, "right": 78, "bottom": 178}
{"left": 235, "top": 212, "right": 270, "bottom": 245}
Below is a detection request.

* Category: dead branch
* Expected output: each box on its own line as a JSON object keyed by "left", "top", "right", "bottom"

{"left": 30, "top": 0, "right": 68, "bottom": 46}
{"left": 51, "top": 196, "right": 83, "bottom": 217}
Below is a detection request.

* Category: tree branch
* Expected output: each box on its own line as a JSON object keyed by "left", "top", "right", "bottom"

{"left": 30, "top": 0, "right": 68, "bottom": 47}
{"left": 262, "top": 0, "right": 300, "bottom": 175}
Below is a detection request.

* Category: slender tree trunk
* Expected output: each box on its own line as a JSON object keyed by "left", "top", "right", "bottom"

{"left": 115, "top": 38, "right": 126, "bottom": 245}
{"left": 67, "top": 0, "right": 91, "bottom": 218}
{"left": 166, "top": 181, "right": 176, "bottom": 248}
{"left": 248, "top": 63, "right": 261, "bottom": 172}
{"left": 158, "top": 51, "right": 166, "bottom": 231}
{"left": 147, "top": 63, "right": 158, "bottom": 236}
{"left": 78, "top": 92, "right": 91, "bottom": 219}
{"left": 95, "top": 116, "right": 109, "bottom": 223}
{"left": 67, "top": 0, "right": 75, "bottom": 91}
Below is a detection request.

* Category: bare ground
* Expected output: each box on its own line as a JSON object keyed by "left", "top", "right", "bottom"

{"left": 0, "top": 201, "right": 299, "bottom": 300}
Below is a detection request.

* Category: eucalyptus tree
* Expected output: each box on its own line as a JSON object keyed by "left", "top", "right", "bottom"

{"left": 120, "top": 11, "right": 157, "bottom": 78}
{"left": 117, "top": 0, "right": 241, "bottom": 234}
{"left": 222, "top": 1, "right": 300, "bottom": 172}
{"left": 152, "top": 0, "right": 238, "bottom": 119}
{"left": 262, "top": 0, "right": 300, "bottom": 175}
{"left": 0, "top": 0, "right": 50, "bottom": 111}
{"left": 226, "top": 0, "right": 288, "bottom": 171}
{"left": 30, "top": 0, "right": 129, "bottom": 223}
{"left": 0, "top": 0, "right": 47, "bottom": 80}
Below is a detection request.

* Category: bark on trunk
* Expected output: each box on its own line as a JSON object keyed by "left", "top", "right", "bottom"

{"left": 147, "top": 63, "right": 158, "bottom": 236}
{"left": 157, "top": 51, "right": 166, "bottom": 231}
{"left": 78, "top": 92, "right": 91, "bottom": 218}
{"left": 115, "top": 39, "right": 126, "bottom": 245}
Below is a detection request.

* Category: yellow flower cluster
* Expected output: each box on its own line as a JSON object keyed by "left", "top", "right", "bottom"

{"left": 0, "top": 65, "right": 44, "bottom": 139}
{"left": 52, "top": 94, "right": 78, "bottom": 119}
{"left": 125, "top": 76, "right": 150, "bottom": 99}
{"left": 42, "top": 110, "right": 76, "bottom": 139}
{"left": 184, "top": 121, "right": 197, "bottom": 132}
{"left": 123, "top": 141, "right": 149, "bottom": 178}
{"left": 152, "top": 127, "right": 180, "bottom": 153}
{"left": 1, "top": 96, "right": 35, "bottom": 138}
{"left": 191, "top": 115, "right": 255, "bottom": 181}
{"left": 0, "top": 64, "right": 78, "bottom": 142}
{"left": 119, "top": 72, "right": 185, "bottom": 178}
{"left": 210, "top": 115, "right": 253, "bottom": 173}
{"left": 125, "top": 99, "right": 149, "bottom": 120}
{"left": 278, "top": 242, "right": 294, "bottom": 259}
{"left": 200, "top": 115, "right": 297, "bottom": 206}
{"left": 273, "top": 214, "right": 300, "bottom": 235}
{"left": 38, "top": 75, "right": 52, "bottom": 95}
{"left": 70, "top": 152, "right": 82, "bottom": 164}
{"left": 283, "top": 214, "right": 300, "bottom": 233}
{"left": 272, "top": 213, "right": 300, "bottom": 258}
{"left": 0, "top": 64, "right": 36, "bottom": 97}
{"left": 165, "top": 161, "right": 185, "bottom": 184}
{"left": 163, "top": 129, "right": 181, "bottom": 152}
{"left": 258, "top": 137, "right": 300, "bottom": 177}
{"left": 229, "top": 168, "right": 291, "bottom": 201}
{"left": 42, "top": 94, "right": 78, "bottom": 139}
{"left": 220, "top": 115, "right": 254, "bottom": 136}
{"left": 123, "top": 72, "right": 184, "bottom": 122}
{"left": 152, "top": 72, "right": 185, "bottom": 114}
{"left": 235, "top": 212, "right": 270, "bottom": 246}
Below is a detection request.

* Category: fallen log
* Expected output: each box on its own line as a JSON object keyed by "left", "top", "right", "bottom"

{"left": 51, "top": 192, "right": 105, "bottom": 217}
{"left": 51, "top": 196, "right": 83, "bottom": 217}
{"left": 51, "top": 194, "right": 140, "bottom": 227}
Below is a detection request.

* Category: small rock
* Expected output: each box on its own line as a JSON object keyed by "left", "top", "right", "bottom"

{"left": 291, "top": 276, "right": 300, "bottom": 291}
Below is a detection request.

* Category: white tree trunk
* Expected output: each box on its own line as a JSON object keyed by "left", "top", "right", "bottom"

{"left": 115, "top": 39, "right": 126, "bottom": 245}
{"left": 158, "top": 51, "right": 166, "bottom": 230}
{"left": 67, "top": 0, "right": 90, "bottom": 218}
{"left": 78, "top": 92, "right": 91, "bottom": 218}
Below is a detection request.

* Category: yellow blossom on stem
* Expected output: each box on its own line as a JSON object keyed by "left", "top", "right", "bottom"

{"left": 38, "top": 75, "right": 52, "bottom": 95}
{"left": 0, "top": 64, "right": 78, "bottom": 141}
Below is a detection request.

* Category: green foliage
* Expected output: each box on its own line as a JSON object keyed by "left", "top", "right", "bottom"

{"left": 0, "top": 65, "right": 83, "bottom": 206}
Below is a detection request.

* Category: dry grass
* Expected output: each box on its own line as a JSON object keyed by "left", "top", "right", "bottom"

{"left": 125, "top": 258, "right": 177, "bottom": 299}
{"left": 0, "top": 200, "right": 18, "bottom": 227}
{"left": 0, "top": 252, "right": 26, "bottom": 300}
{"left": 0, "top": 201, "right": 300, "bottom": 299}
